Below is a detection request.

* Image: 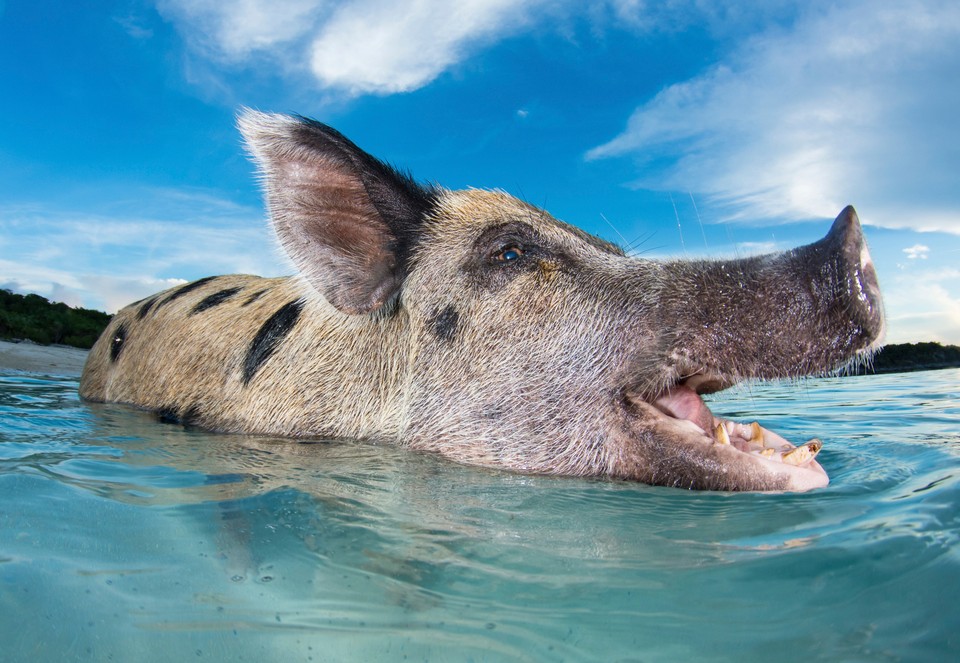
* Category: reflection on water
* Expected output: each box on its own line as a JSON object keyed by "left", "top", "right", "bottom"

{"left": 1, "top": 370, "right": 958, "bottom": 661}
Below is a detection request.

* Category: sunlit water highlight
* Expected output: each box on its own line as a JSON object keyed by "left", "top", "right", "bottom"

{"left": 1, "top": 369, "right": 958, "bottom": 661}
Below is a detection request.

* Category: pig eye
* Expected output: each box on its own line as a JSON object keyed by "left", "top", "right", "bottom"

{"left": 492, "top": 245, "right": 525, "bottom": 263}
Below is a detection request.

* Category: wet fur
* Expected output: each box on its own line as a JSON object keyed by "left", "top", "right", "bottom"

{"left": 80, "top": 111, "right": 885, "bottom": 491}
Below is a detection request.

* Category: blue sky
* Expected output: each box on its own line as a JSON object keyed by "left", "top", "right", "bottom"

{"left": 1, "top": 0, "right": 958, "bottom": 345}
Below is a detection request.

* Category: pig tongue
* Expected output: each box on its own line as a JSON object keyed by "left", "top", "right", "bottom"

{"left": 653, "top": 384, "right": 716, "bottom": 434}
{"left": 653, "top": 384, "right": 812, "bottom": 455}
{"left": 651, "top": 384, "right": 827, "bottom": 482}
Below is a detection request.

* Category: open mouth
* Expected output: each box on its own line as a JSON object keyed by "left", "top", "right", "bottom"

{"left": 653, "top": 382, "right": 823, "bottom": 465}
{"left": 630, "top": 376, "right": 830, "bottom": 490}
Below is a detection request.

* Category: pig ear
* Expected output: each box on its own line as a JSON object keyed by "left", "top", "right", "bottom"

{"left": 237, "top": 109, "right": 435, "bottom": 314}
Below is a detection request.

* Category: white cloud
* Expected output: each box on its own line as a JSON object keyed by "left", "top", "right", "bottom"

{"left": 157, "top": 0, "right": 327, "bottom": 61}
{"left": 883, "top": 267, "right": 960, "bottom": 345}
{"left": 587, "top": 0, "right": 960, "bottom": 234}
{"left": 159, "top": 0, "right": 544, "bottom": 95}
{"left": 310, "top": 0, "right": 537, "bottom": 94}
{"left": 734, "top": 241, "right": 780, "bottom": 256}
{"left": 0, "top": 190, "right": 286, "bottom": 313}
{"left": 1, "top": 271, "right": 187, "bottom": 315}
{"left": 903, "top": 244, "right": 930, "bottom": 260}
{"left": 77, "top": 275, "right": 190, "bottom": 314}
{"left": 115, "top": 14, "right": 155, "bottom": 40}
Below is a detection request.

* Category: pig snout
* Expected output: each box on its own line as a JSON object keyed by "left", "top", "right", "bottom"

{"left": 804, "top": 205, "right": 885, "bottom": 351}
{"left": 656, "top": 205, "right": 884, "bottom": 390}
{"left": 609, "top": 206, "right": 884, "bottom": 491}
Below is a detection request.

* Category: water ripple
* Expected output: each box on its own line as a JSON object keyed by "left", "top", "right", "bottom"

{"left": 1, "top": 368, "right": 958, "bottom": 661}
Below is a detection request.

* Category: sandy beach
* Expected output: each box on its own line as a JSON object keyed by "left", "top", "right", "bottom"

{"left": 0, "top": 340, "right": 89, "bottom": 378}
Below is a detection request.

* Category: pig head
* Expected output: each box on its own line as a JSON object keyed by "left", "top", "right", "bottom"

{"left": 80, "top": 110, "right": 885, "bottom": 492}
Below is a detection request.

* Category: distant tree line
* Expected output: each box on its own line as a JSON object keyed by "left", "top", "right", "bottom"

{"left": 0, "top": 289, "right": 112, "bottom": 349}
{"left": 850, "top": 341, "right": 960, "bottom": 375}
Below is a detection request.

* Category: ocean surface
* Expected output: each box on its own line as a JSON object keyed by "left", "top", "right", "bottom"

{"left": 1, "top": 368, "right": 958, "bottom": 662}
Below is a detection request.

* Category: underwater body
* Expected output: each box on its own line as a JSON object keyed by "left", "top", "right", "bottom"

{"left": 1, "top": 367, "right": 958, "bottom": 661}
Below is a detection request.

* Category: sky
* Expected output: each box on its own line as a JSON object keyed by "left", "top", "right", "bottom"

{"left": 1, "top": 0, "right": 959, "bottom": 345}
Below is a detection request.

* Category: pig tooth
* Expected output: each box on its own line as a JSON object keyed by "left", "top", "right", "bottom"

{"left": 759, "top": 448, "right": 776, "bottom": 458}
{"left": 782, "top": 440, "right": 823, "bottom": 466}
{"left": 715, "top": 423, "right": 731, "bottom": 445}
{"left": 749, "top": 422, "right": 764, "bottom": 446}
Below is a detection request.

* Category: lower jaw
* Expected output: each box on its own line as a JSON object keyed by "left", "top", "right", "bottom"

{"left": 650, "top": 382, "right": 825, "bottom": 468}
{"left": 712, "top": 417, "right": 824, "bottom": 466}
{"left": 624, "top": 384, "right": 831, "bottom": 490}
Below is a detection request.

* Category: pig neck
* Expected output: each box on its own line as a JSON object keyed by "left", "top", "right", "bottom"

{"left": 282, "top": 287, "right": 417, "bottom": 443}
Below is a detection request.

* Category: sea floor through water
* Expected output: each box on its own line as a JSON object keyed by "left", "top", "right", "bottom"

{"left": 1, "top": 369, "right": 959, "bottom": 662}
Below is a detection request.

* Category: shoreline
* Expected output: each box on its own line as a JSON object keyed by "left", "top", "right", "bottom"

{"left": 0, "top": 340, "right": 89, "bottom": 378}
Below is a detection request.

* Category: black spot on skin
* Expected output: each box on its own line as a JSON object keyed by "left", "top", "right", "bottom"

{"left": 157, "top": 407, "right": 180, "bottom": 424}
{"left": 180, "top": 404, "right": 202, "bottom": 425}
{"left": 190, "top": 287, "right": 243, "bottom": 315}
{"left": 429, "top": 305, "right": 459, "bottom": 342}
{"left": 137, "top": 296, "right": 159, "bottom": 320}
{"left": 110, "top": 323, "right": 128, "bottom": 362}
{"left": 241, "top": 289, "right": 269, "bottom": 307}
{"left": 157, "top": 403, "right": 202, "bottom": 427}
{"left": 243, "top": 299, "right": 306, "bottom": 386}
{"left": 154, "top": 276, "right": 219, "bottom": 311}
{"left": 481, "top": 404, "right": 505, "bottom": 419}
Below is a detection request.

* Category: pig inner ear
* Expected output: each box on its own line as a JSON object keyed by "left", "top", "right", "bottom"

{"left": 238, "top": 109, "right": 435, "bottom": 315}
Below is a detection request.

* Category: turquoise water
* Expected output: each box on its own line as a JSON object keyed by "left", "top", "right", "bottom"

{"left": 1, "top": 369, "right": 958, "bottom": 662}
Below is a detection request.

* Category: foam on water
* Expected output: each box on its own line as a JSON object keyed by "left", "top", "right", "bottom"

{"left": 1, "top": 369, "right": 958, "bottom": 661}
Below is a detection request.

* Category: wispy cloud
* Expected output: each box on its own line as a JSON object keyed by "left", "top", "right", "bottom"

{"left": 156, "top": 0, "right": 326, "bottom": 61}
{"left": 0, "top": 188, "right": 286, "bottom": 312}
{"left": 903, "top": 244, "right": 930, "bottom": 260}
{"left": 157, "top": 1, "right": 959, "bottom": 235}
{"left": 309, "top": 0, "right": 541, "bottom": 94}
{"left": 158, "top": 0, "right": 546, "bottom": 95}
{"left": 0, "top": 270, "right": 186, "bottom": 314}
{"left": 884, "top": 267, "right": 960, "bottom": 344}
{"left": 115, "top": 14, "right": 155, "bottom": 40}
{"left": 587, "top": 0, "right": 960, "bottom": 234}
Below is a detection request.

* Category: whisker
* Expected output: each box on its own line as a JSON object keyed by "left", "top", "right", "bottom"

{"left": 599, "top": 213, "right": 630, "bottom": 250}
{"left": 689, "top": 192, "right": 709, "bottom": 251}
{"left": 670, "top": 193, "right": 686, "bottom": 255}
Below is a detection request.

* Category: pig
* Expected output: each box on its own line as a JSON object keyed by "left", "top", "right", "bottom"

{"left": 80, "top": 110, "right": 885, "bottom": 492}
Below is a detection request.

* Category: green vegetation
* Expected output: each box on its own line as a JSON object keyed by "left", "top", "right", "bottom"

{"left": 854, "top": 341, "right": 960, "bottom": 375}
{"left": 0, "top": 289, "right": 112, "bottom": 349}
